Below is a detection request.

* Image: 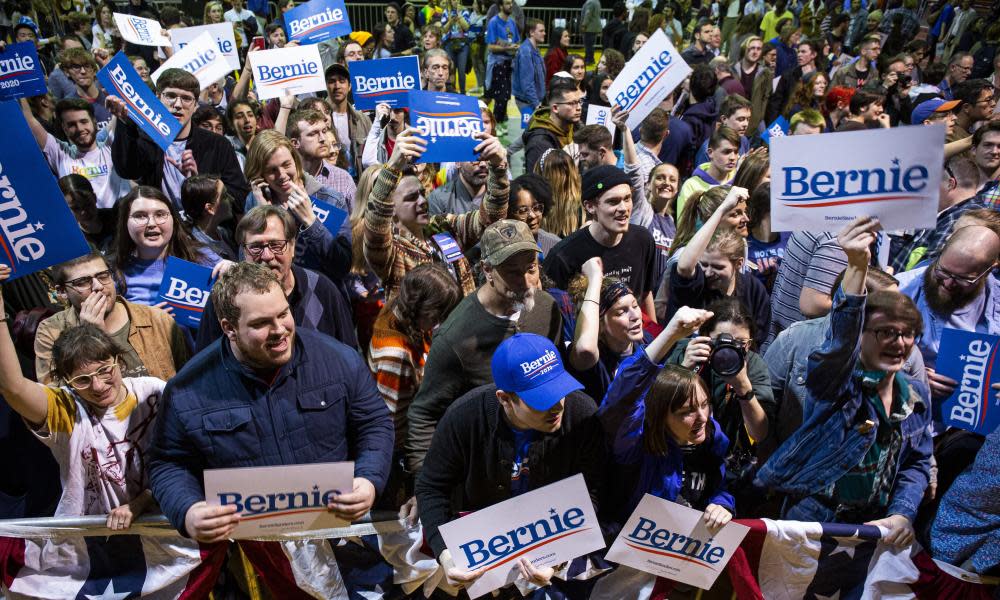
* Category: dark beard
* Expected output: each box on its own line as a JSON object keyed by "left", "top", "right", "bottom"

{"left": 923, "top": 266, "right": 985, "bottom": 314}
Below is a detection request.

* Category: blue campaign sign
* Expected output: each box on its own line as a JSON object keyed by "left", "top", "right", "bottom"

{"left": 97, "top": 52, "right": 182, "bottom": 151}
{"left": 935, "top": 328, "right": 1000, "bottom": 435}
{"left": 311, "top": 198, "right": 348, "bottom": 237}
{"left": 0, "top": 100, "right": 91, "bottom": 281}
{"left": 520, "top": 104, "right": 533, "bottom": 127}
{"left": 349, "top": 56, "right": 421, "bottom": 110}
{"left": 0, "top": 42, "right": 47, "bottom": 100}
{"left": 284, "top": 0, "right": 352, "bottom": 45}
{"left": 407, "top": 91, "right": 484, "bottom": 164}
{"left": 156, "top": 256, "right": 214, "bottom": 328}
{"left": 761, "top": 115, "right": 789, "bottom": 145}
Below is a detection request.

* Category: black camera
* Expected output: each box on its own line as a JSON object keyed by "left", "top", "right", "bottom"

{"left": 897, "top": 74, "right": 912, "bottom": 88}
{"left": 708, "top": 333, "right": 746, "bottom": 377}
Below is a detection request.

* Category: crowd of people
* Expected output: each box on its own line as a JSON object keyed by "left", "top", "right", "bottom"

{"left": 1, "top": 0, "right": 999, "bottom": 596}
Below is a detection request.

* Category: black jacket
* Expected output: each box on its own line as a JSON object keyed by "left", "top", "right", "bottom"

{"left": 112, "top": 119, "right": 250, "bottom": 207}
{"left": 415, "top": 385, "right": 604, "bottom": 558}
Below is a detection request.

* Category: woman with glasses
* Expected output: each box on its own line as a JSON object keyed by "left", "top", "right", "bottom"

{"left": 112, "top": 186, "right": 231, "bottom": 308}
{"left": 507, "top": 174, "right": 560, "bottom": 256}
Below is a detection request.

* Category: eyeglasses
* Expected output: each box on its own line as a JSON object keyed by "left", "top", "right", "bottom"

{"left": 64, "top": 64, "right": 93, "bottom": 72}
{"left": 555, "top": 99, "right": 584, "bottom": 107}
{"left": 129, "top": 210, "right": 172, "bottom": 225}
{"left": 865, "top": 327, "right": 917, "bottom": 344}
{"left": 161, "top": 91, "right": 197, "bottom": 106}
{"left": 66, "top": 358, "right": 119, "bottom": 390}
{"left": 976, "top": 95, "right": 997, "bottom": 106}
{"left": 63, "top": 269, "right": 114, "bottom": 291}
{"left": 513, "top": 203, "right": 545, "bottom": 217}
{"left": 244, "top": 240, "right": 290, "bottom": 257}
{"left": 933, "top": 263, "right": 995, "bottom": 287}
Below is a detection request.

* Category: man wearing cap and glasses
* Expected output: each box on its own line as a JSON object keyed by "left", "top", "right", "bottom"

{"left": 415, "top": 332, "right": 604, "bottom": 592}
{"left": 406, "top": 219, "right": 564, "bottom": 474}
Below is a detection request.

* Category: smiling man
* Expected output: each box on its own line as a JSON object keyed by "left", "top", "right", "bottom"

{"left": 149, "top": 261, "right": 393, "bottom": 592}
{"left": 107, "top": 68, "right": 250, "bottom": 208}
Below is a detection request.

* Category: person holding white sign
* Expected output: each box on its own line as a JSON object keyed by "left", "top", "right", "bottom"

{"left": 415, "top": 333, "right": 604, "bottom": 591}
{"left": 756, "top": 217, "right": 932, "bottom": 545}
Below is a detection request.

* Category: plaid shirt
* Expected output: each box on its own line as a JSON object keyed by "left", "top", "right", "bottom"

{"left": 879, "top": 7, "right": 921, "bottom": 40}
{"left": 978, "top": 179, "right": 1000, "bottom": 210}
{"left": 313, "top": 160, "right": 357, "bottom": 212}
{"left": 889, "top": 195, "right": 985, "bottom": 273}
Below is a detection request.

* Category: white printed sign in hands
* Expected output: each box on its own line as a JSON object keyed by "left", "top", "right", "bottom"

{"left": 586, "top": 105, "right": 616, "bottom": 138}
{"left": 204, "top": 461, "right": 354, "bottom": 538}
{"left": 437, "top": 474, "right": 605, "bottom": 599}
{"left": 170, "top": 23, "right": 240, "bottom": 71}
{"left": 152, "top": 33, "right": 232, "bottom": 89}
{"left": 606, "top": 494, "right": 749, "bottom": 590}
{"left": 114, "top": 13, "right": 171, "bottom": 46}
{"left": 249, "top": 45, "right": 326, "bottom": 101}
{"left": 608, "top": 28, "right": 691, "bottom": 130}
{"left": 769, "top": 124, "right": 944, "bottom": 232}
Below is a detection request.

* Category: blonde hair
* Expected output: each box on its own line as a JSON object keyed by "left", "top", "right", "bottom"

{"left": 244, "top": 129, "right": 304, "bottom": 186}
{"left": 537, "top": 150, "right": 582, "bottom": 238}
{"left": 203, "top": 1, "right": 224, "bottom": 23}
{"left": 351, "top": 165, "right": 383, "bottom": 275}
{"left": 706, "top": 229, "right": 746, "bottom": 265}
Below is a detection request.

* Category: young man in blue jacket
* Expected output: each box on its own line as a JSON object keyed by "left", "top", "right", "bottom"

{"left": 513, "top": 19, "right": 547, "bottom": 115}
{"left": 756, "top": 217, "right": 933, "bottom": 547}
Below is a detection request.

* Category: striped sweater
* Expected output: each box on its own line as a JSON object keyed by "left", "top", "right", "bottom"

{"left": 368, "top": 308, "right": 430, "bottom": 452}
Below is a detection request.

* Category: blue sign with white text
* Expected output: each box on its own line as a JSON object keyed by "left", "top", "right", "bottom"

{"left": 284, "top": 0, "right": 352, "bottom": 44}
{"left": 0, "top": 42, "right": 47, "bottom": 100}
{"left": 936, "top": 328, "right": 1000, "bottom": 435}
{"left": 97, "top": 52, "right": 182, "bottom": 151}
{"left": 311, "top": 198, "right": 348, "bottom": 237}
{"left": 407, "top": 91, "right": 484, "bottom": 164}
{"left": 0, "top": 101, "right": 91, "bottom": 280}
{"left": 761, "top": 115, "right": 789, "bottom": 145}
{"left": 349, "top": 56, "right": 421, "bottom": 110}
{"left": 156, "top": 257, "right": 214, "bottom": 328}
{"left": 521, "top": 104, "right": 533, "bottom": 127}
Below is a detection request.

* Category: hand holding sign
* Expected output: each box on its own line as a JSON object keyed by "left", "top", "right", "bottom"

{"left": 702, "top": 503, "right": 733, "bottom": 533}
{"left": 184, "top": 501, "right": 241, "bottom": 544}
{"left": 517, "top": 558, "right": 554, "bottom": 587}
{"left": 836, "top": 216, "right": 881, "bottom": 266}
{"left": 325, "top": 477, "right": 376, "bottom": 522}
{"left": 439, "top": 549, "right": 486, "bottom": 589}
{"left": 388, "top": 127, "right": 428, "bottom": 169}
{"left": 926, "top": 367, "right": 959, "bottom": 399}
{"left": 473, "top": 132, "right": 506, "bottom": 167}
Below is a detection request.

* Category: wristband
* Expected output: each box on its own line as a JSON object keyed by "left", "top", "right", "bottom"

{"left": 733, "top": 389, "right": 755, "bottom": 403}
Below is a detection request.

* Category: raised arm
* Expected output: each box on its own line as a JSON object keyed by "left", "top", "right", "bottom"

{"left": 0, "top": 267, "right": 49, "bottom": 426}
{"left": 677, "top": 186, "right": 748, "bottom": 278}
{"left": 569, "top": 257, "right": 604, "bottom": 371}
{"left": 19, "top": 98, "right": 48, "bottom": 149}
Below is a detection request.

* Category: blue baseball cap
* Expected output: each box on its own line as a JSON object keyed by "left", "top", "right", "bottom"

{"left": 910, "top": 98, "right": 960, "bottom": 125}
{"left": 491, "top": 334, "right": 583, "bottom": 411}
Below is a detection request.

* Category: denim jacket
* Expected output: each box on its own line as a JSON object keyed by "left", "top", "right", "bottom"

{"left": 598, "top": 349, "right": 734, "bottom": 524}
{"left": 755, "top": 288, "right": 933, "bottom": 522}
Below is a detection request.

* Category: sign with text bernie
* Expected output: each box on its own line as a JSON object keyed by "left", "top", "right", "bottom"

{"left": 156, "top": 257, "right": 214, "bottom": 328}
{"left": 0, "top": 42, "right": 47, "bottom": 101}
{"left": 407, "top": 91, "right": 484, "bottom": 164}
{"left": 935, "top": 328, "right": 1000, "bottom": 435}
{"left": 113, "top": 13, "right": 171, "bottom": 46}
{"left": 153, "top": 32, "right": 232, "bottom": 90}
{"left": 170, "top": 23, "right": 240, "bottom": 71}
{"left": 97, "top": 52, "right": 182, "bottom": 151}
{"left": 607, "top": 29, "right": 691, "bottom": 131}
{"left": 249, "top": 45, "right": 326, "bottom": 101}
{"left": 348, "top": 56, "right": 421, "bottom": 110}
{"left": 283, "top": 0, "right": 352, "bottom": 45}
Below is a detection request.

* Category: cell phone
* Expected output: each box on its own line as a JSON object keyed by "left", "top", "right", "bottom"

{"left": 261, "top": 184, "right": 273, "bottom": 203}
{"left": 250, "top": 36, "right": 265, "bottom": 51}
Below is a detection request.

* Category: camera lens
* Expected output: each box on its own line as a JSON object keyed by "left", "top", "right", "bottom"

{"left": 710, "top": 346, "right": 744, "bottom": 377}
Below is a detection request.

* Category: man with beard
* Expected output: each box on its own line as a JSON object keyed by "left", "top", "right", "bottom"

{"left": 57, "top": 48, "right": 113, "bottom": 131}
{"left": 405, "top": 220, "right": 564, "bottom": 473}
{"left": 107, "top": 69, "right": 250, "bottom": 209}
{"left": 421, "top": 49, "right": 451, "bottom": 92}
{"left": 427, "top": 158, "right": 489, "bottom": 215}
{"left": 287, "top": 108, "right": 357, "bottom": 210}
{"left": 21, "top": 98, "right": 131, "bottom": 209}
{"left": 895, "top": 225, "right": 1000, "bottom": 400}
{"left": 149, "top": 262, "right": 393, "bottom": 591}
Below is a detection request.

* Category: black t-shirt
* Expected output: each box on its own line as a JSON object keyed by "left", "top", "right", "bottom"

{"left": 543, "top": 225, "right": 657, "bottom": 300}
{"left": 678, "top": 442, "right": 716, "bottom": 510}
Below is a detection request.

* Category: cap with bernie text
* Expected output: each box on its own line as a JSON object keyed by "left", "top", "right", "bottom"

{"left": 480, "top": 219, "right": 539, "bottom": 265}
{"left": 491, "top": 333, "right": 583, "bottom": 411}
{"left": 581, "top": 165, "right": 632, "bottom": 203}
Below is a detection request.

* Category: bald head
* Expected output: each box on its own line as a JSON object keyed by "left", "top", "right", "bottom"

{"left": 943, "top": 225, "right": 1000, "bottom": 268}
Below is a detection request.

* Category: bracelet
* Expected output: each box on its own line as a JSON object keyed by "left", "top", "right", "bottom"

{"left": 733, "top": 389, "right": 755, "bottom": 403}
{"left": 582, "top": 299, "right": 600, "bottom": 306}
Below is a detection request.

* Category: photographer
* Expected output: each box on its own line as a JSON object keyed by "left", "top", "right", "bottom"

{"left": 665, "top": 297, "right": 775, "bottom": 513}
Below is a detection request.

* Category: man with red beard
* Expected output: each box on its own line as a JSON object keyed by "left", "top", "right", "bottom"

{"left": 895, "top": 225, "right": 1000, "bottom": 400}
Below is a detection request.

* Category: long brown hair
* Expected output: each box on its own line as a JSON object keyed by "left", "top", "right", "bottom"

{"left": 643, "top": 365, "right": 712, "bottom": 456}
{"left": 112, "top": 186, "right": 207, "bottom": 268}
{"left": 670, "top": 185, "right": 734, "bottom": 257}
{"left": 351, "top": 165, "right": 384, "bottom": 275}
{"left": 386, "top": 263, "right": 463, "bottom": 346}
{"left": 537, "top": 150, "right": 582, "bottom": 237}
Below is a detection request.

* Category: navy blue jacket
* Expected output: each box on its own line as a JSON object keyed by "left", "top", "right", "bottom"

{"left": 148, "top": 329, "right": 393, "bottom": 536}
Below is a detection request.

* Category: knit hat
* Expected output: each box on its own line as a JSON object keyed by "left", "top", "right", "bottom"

{"left": 581, "top": 165, "right": 632, "bottom": 203}
{"left": 349, "top": 31, "right": 373, "bottom": 46}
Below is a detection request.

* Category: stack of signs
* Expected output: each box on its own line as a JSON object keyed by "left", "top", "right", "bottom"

{"left": 349, "top": 56, "right": 421, "bottom": 110}
{"left": 170, "top": 23, "right": 241, "bottom": 71}
{"left": 152, "top": 33, "right": 232, "bottom": 89}
{"left": 586, "top": 105, "right": 615, "bottom": 138}
{"left": 935, "top": 328, "right": 1000, "bottom": 435}
{"left": 0, "top": 100, "right": 90, "bottom": 280}
{"left": 760, "top": 115, "right": 789, "bottom": 145}
{"left": 284, "top": 0, "right": 352, "bottom": 45}
{"left": 249, "top": 45, "right": 326, "bottom": 100}
{"left": 438, "top": 474, "right": 605, "bottom": 599}
{"left": 407, "top": 91, "right": 484, "bottom": 164}
{"left": 156, "top": 257, "right": 214, "bottom": 328}
{"left": 204, "top": 462, "right": 354, "bottom": 538}
{"left": 605, "top": 494, "right": 750, "bottom": 590}
{"left": 114, "top": 13, "right": 171, "bottom": 46}
{"left": 608, "top": 29, "right": 691, "bottom": 130}
{"left": 310, "top": 199, "right": 349, "bottom": 237}
{"left": 768, "top": 124, "right": 943, "bottom": 232}
{"left": 0, "top": 42, "right": 47, "bottom": 101}
{"left": 97, "top": 52, "right": 182, "bottom": 151}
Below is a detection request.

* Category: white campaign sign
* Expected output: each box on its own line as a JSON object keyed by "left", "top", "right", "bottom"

{"left": 170, "top": 23, "right": 240, "bottom": 71}
{"left": 203, "top": 461, "right": 354, "bottom": 538}
{"left": 608, "top": 29, "right": 691, "bottom": 130}
{"left": 249, "top": 45, "right": 326, "bottom": 101}
{"left": 438, "top": 474, "right": 605, "bottom": 599}
{"left": 152, "top": 33, "right": 232, "bottom": 89}
{"left": 586, "top": 105, "right": 616, "bottom": 138}
{"left": 605, "top": 494, "right": 749, "bottom": 590}
{"left": 113, "top": 13, "right": 171, "bottom": 47}
{"left": 769, "top": 125, "right": 943, "bottom": 232}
